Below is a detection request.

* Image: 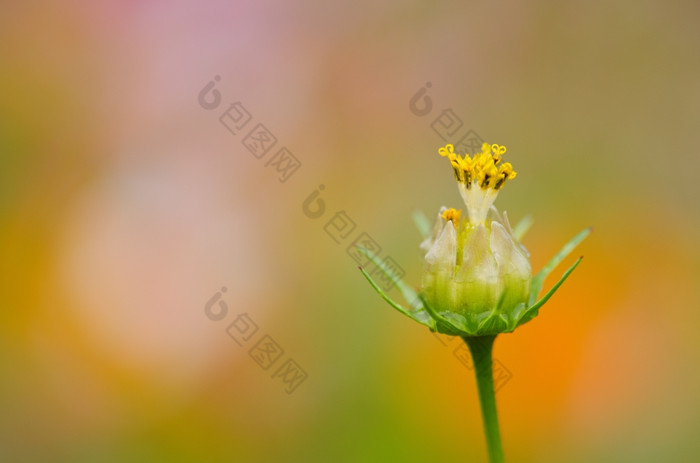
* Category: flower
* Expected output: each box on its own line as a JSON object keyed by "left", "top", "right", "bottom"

{"left": 421, "top": 143, "right": 531, "bottom": 321}
{"left": 359, "top": 142, "right": 590, "bottom": 336}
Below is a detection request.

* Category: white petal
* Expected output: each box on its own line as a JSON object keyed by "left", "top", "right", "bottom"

{"left": 458, "top": 184, "right": 499, "bottom": 225}
{"left": 420, "top": 208, "right": 449, "bottom": 254}
{"left": 424, "top": 220, "right": 457, "bottom": 275}
{"left": 501, "top": 211, "right": 531, "bottom": 258}
{"left": 459, "top": 224, "right": 498, "bottom": 283}
{"left": 500, "top": 210, "right": 513, "bottom": 235}
{"left": 490, "top": 221, "right": 531, "bottom": 278}
{"left": 488, "top": 206, "right": 504, "bottom": 226}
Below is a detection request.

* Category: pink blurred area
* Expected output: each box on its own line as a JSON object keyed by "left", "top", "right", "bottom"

{"left": 1, "top": 1, "right": 699, "bottom": 462}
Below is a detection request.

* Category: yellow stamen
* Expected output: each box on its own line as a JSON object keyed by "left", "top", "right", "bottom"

{"left": 490, "top": 144, "right": 506, "bottom": 164}
{"left": 438, "top": 142, "right": 516, "bottom": 191}
{"left": 441, "top": 208, "right": 462, "bottom": 227}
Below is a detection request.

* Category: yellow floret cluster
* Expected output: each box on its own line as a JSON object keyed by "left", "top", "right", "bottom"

{"left": 438, "top": 143, "right": 517, "bottom": 191}
{"left": 440, "top": 207, "right": 462, "bottom": 226}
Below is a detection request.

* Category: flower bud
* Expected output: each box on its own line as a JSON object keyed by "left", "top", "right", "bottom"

{"left": 359, "top": 141, "right": 589, "bottom": 338}
{"left": 421, "top": 143, "right": 531, "bottom": 324}
{"left": 421, "top": 206, "right": 531, "bottom": 317}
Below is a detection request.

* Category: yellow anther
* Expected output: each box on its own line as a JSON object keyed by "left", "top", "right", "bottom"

{"left": 474, "top": 168, "right": 486, "bottom": 186}
{"left": 491, "top": 144, "right": 506, "bottom": 155}
{"left": 441, "top": 208, "right": 462, "bottom": 226}
{"left": 493, "top": 162, "right": 517, "bottom": 190}
{"left": 438, "top": 142, "right": 516, "bottom": 190}
{"left": 490, "top": 144, "right": 505, "bottom": 164}
{"left": 482, "top": 166, "right": 499, "bottom": 190}
{"left": 451, "top": 160, "right": 463, "bottom": 183}
{"left": 439, "top": 144, "right": 456, "bottom": 161}
{"left": 499, "top": 162, "right": 516, "bottom": 180}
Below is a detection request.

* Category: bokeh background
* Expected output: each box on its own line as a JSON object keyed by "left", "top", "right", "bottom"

{"left": 2, "top": 1, "right": 699, "bottom": 462}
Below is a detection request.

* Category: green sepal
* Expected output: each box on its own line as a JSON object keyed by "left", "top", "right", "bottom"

{"left": 419, "top": 294, "right": 471, "bottom": 335}
{"left": 529, "top": 227, "right": 591, "bottom": 307}
{"left": 512, "top": 214, "right": 534, "bottom": 242}
{"left": 471, "top": 291, "right": 505, "bottom": 335}
{"left": 517, "top": 256, "right": 583, "bottom": 328}
{"left": 359, "top": 267, "right": 436, "bottom": 330}
{"left": 476, "top": 312, "right": 510, "bottom": 335}
{"left": 412, "top": 209, "right": 432, "bottom": 240}
{"left": 506, "top": 302, "right": 529, "bottom": 331}
{"left": 358, "top": 247, "right": 436, "bottom": 330}
{"left": 421, "top": 294, "right": 512, "bottom": 337}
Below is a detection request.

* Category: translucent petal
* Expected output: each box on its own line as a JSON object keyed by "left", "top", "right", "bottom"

{"left": 420, "top": 208, "right": 448, "bottom": 255}
{"left": 459, "top": 225, "right": 498, "bottom": 283}
{"left": 499, "top": 209, "right": 512, "bottom": 234}
{"left": 490, "top": 221, "right": 531, "bottom": 278}
{"left": 488, "top": 206, "right": 505, "bottom": 226}
{"left": 424, "top": 220, "right": 457, "bottom": 275}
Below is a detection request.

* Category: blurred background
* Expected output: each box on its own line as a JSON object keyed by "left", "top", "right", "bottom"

{"left": 2, "top": 1, "right": 699, "bottom": 462}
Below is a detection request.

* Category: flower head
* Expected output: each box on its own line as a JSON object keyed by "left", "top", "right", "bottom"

{"left": 359, "top": 142, "right": 590, "bottom": 336}
{"left": 421, "top": 143, "right": 530, "bottom": 322}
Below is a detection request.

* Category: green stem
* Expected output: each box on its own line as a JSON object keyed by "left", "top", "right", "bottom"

{"left": 463, "top": 335, "right": 504, "bottom": 463}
